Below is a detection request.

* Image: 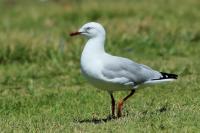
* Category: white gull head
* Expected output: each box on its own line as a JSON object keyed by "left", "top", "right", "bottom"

{"left": 70, "top": 22, "right": 106, "bottom": 39}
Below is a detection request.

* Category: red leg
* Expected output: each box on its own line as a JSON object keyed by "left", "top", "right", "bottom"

{"left": 117, "top": 90, "right": 135, "bottom": 117}
{"left": 110, "top": 93, "right": 115, "bottom": 118}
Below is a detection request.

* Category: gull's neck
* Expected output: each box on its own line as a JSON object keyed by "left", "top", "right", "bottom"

{"left": 82, "top": 36, "right": 106, "bottom": 55}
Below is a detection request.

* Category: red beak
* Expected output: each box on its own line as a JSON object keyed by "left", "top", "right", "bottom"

{"left": 70, "top": 31, "right": 81, "bottom": 36}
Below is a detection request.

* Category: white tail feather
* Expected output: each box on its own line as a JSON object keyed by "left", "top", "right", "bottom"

{"left": 144, "top": 79, "right": 176, "bottom": 85}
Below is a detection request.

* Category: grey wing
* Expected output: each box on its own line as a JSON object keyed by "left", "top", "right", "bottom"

{"left": 101, "top": 56, "right": 162, "bottom": 86}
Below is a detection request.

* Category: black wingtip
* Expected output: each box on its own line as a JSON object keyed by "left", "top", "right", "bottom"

{"left": 160, "top": 72, "right": 178, "bottom": 79}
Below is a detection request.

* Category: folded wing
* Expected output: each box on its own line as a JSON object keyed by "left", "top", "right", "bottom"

{"left": 101, "top": 56, "right": 162, "bottom": 87}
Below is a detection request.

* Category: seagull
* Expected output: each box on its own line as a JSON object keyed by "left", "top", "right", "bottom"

{"left": 70, "top": 22, "right": 178, "bottom": 118}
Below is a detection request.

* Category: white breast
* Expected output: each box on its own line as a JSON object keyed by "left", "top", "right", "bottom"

{"left": 80, "top": 37, "right": 105, "bottom": 79}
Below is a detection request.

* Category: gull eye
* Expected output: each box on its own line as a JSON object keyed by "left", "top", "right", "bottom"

{"left": 86, "top": 27, "right": 92, "bottom": 30}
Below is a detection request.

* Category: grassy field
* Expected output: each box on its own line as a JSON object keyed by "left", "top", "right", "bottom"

{"left": 0, "top": 0, "right": 200, "bottom": 132}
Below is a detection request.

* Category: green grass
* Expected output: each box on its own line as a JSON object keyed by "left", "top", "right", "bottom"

{"left": 0, "top": 0, "right": 200, "bottom": 132}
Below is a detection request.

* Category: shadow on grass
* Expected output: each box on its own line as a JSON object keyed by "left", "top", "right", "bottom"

{"left": 74, "top": 106, "right": 168, "bottom": 124}
{"left": 74, "top": 115, "right": 116, "bottom": 124}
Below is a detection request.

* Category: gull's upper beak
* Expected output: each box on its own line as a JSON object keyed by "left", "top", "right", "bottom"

{"left": 69, "top": 31, "right": 82, "bottom": 36}
{"left": 70, "top": 28, "right": 84, "bottom": 36}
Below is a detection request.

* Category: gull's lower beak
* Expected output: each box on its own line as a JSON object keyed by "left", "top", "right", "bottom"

{"left": 70, "top": 31, "right": 82, "bottom": 36}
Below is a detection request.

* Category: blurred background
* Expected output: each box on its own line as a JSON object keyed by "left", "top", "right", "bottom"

{"left": 0, "top": 0, "right": 200, "bottom": 132}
